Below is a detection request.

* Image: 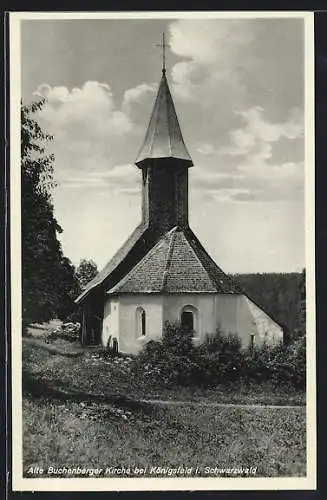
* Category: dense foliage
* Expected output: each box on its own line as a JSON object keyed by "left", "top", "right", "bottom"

{"left": 21, "top": 100, "right": 80, "bottom": 328}
{"left": 75, "top": 258, "right": 98, "bottom": 290}
{"left": 132, "top": 322, "right": 306, "bottom": 390}
{"left": 232, "top": 271, "right": 305, "bottom": 339}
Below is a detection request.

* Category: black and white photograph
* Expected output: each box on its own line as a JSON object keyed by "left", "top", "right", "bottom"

{"left": 10, "top": 11, "right": 315, "bottom": 491}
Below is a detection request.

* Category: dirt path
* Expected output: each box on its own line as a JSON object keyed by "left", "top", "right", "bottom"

{"left": 141, "top": 399, "right": 304, "bottom": 409}
{"left": 23, "top": 371, "right": 304, "bottom": 410}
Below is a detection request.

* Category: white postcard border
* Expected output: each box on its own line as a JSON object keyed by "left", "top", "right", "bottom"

{"left": 10, "top": 10, "right": 316, "bottom": 492}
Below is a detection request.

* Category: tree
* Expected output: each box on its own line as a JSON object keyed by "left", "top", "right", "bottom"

{"left": 56, "top": 257, "right": 82, "bottom": 320}
{"left": 232, "top": 272, "right": 304, "bottom": 333}
{"left": 298, "top": 268, "right": 306, "bottom": 337}
{"left": 76, "top": 258, "right": 98, "bottom": 290}
{"left": 21, "top": 99, "right": 79, "bottom": 329}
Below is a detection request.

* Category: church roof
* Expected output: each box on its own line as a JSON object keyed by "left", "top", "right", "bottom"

{"left": 75, "top": 67, "right": 236, "bottom": 304}
{"left": 107, "top": 227, "right": 240, "bottom": 295}
{"left": 75, "top": 221, "right": 150, "bottom": 304}
{"left": 135, "top": 71, "right": 193, "bottom": 167}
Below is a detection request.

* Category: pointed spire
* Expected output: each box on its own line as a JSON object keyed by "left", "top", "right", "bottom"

{"left": 135, "top": 64, "right": 193, "bottom": 167}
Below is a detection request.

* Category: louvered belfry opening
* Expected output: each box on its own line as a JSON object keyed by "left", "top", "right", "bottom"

{"left": 140, "top": 158, "right": 189, "bottom": 233}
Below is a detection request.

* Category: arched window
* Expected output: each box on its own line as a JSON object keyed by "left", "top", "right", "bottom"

{"left": 135, "top": 307, "right": 146, "bottom": 338}
{"left": 180, "top": 305, "right": 199, "bottom": 336}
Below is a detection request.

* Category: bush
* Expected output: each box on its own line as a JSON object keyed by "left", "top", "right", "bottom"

{"left": 291, "top": 336, "right": 306, "bottom": 388}
{"left": 132, "top": 322, "right": 198, "bottom": 387}
{"left": 162, "top": 321, "right": 194, "bottom": 355}
{"left": 132, "top": 323, "right": 244, "bottom": 388}
{"left": 269, "top": 336, "right": 306, "bottom": 389}
{"left": 241, "top": 337, "right": 306, "bottom": 389}
{"left": 193, "top": 328, "right": 243, "bottom": 386}
{"left": 241, "top": 342, "right": 276, "bottom": 383}
{"left": 132, "top": 322, "right": 306, "bottom": 390}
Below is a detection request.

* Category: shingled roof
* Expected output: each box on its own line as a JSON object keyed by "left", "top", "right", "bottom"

{"left": 135, "top": 72, "right": 193, "bottom": 167}
{"left": 107, "top": 226, "right": 240, "bottom": 295}
{"left": 75, "top": 222, "right": 149, "bottom": 304}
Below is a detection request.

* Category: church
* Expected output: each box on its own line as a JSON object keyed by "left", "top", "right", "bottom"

{"left": 75, "top": 58, "right": 284, "bottom": 354}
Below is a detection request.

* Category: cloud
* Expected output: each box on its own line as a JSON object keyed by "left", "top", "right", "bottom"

{"left": 228, "top": 107, "right": 303, "bottom": 175}
{"left": 191, "top": 160, "right": 304, "bottom": 202}
{"left": 122, "top": 83, "right": 156, "bottom": 122}
{"left": 168, "top": 18, "right": 303, "bottom": 108}
{"left": 57, "top": 163, "right": 140, "bottom": 194}
{"left": 196, "top": 142, "right": 215, "bottom": 155}
{"left": 31, "top": 18, "right": 304, "bottom": 209}
{"left": 229, "top": 106, "right": 303, "bottom": 154}
{"left": 61, "top": 176, "right": 107, "bottom": 189}
{"left": 32, "top": 81, "right": 155, "bottom": 196}
{"left": 167, "top": 18, "right": 304, "bottom": 162}
{"left": 169, "top": 19, "right": 254, "bottom": 64}
{"left": 101, "top": 164, "right": 140, "bottom": 192}
{"left": 190, "top": 105, "right": 304, "bottom": 202}
{"left": 169, "top": 19, "right": 253, "bottom": 103}
{"left": 35, "top": 81, "right": 133, "bottom": 143}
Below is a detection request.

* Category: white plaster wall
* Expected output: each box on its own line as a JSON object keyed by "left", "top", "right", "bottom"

{"left": 163, "top": 293, "right": 283, "bottom": 348}
{"left": 214, "top": 294, "right": 242, "bottom": 338}
{"left": 214, "top": 294, "right": 283, "bottom": 347}
{"left": 164, "top": 293, "right": 255, "bottom": 345}
{"left": 245, "top": 296, "right": 283, "bottom": 345}
{"left": 118, "top": 295, "right": 163, "bottom": 354}
{"left": 162, "top": 293, "right": 283, "bottom": 347}
{"left": 163, "top": 294, "right": 217, "bottom": 342}
{"left": 214, "top": 294, "right": 282, "bottom": 347}
{"left": 104, "top": 293, "right": 284, "bottom": 354}
{"left": 102, "top": 298, "right": 119, "bottom": 347}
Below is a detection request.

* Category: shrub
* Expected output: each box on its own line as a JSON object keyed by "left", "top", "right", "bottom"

{"left": 269, "top": 336, "right": 306, "bottom": 389}
{"left": 241, "top": 337, "right": 306, "bottom": 389}
{"left": 132, "top": 322, "right": 198, "bottom": 387}
{"left": 132, "top": 322, "right": 306, "bottom": 390}
{"left": 241, "top": 342, "right": 276, "bottom": 383}
{"left": 193, "top": 328, "right": 243, "bottom": 385}
{"left": 161, "top": 321, "right": 194, "bottom": 355}
{"left": 291, "top": 336, "right": 306, "bottom": 389}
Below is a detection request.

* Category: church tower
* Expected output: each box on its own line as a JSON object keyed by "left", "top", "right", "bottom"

{"left": 135, "top": 69, "right": 193, "bottom": 233}
{"left": 76, "top": 38, "right": 284, "bottom": 351}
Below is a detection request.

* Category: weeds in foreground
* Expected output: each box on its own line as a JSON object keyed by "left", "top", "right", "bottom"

{"left": 23, "top": 397, "right": 306, "bottom": 478}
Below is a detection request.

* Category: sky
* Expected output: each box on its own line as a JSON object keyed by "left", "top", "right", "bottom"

{"left": 20, "top": 15, "right": 307, "bottom": 273}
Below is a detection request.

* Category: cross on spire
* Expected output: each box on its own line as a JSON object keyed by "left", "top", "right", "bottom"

{"left": 156, "top": 32, "right": 167, "bottom": 74}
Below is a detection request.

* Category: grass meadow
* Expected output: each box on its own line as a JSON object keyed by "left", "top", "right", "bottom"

{"left": 22, "top": 332, "right": 306, "bottom": 478}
